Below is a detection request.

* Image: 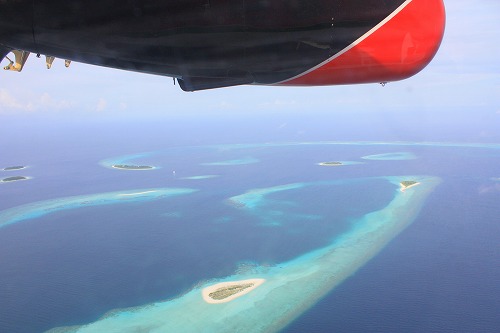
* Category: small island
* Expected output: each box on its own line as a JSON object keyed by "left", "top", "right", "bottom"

{"left": 1, "top": 176, "right": 29, "bottom": 182}
{"left": 3, "top": 166, "right": 26, "bottom": 171}
{"left": 202, "top": 278, "right": 265, "bottom": 304}
{"left": 319, "top": 161, "right": 343, "bottom": 166}
{"left": 400, "top": 180, "right": 420, "bottom": 192}
{"left": 112, "top": 164, "right": 154, "bottom": 170}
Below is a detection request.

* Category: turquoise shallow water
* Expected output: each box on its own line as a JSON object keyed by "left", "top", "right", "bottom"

{"left": 1, "top": 141, "right": 499, "bottom": 333}
{"left": 361, "top": 152, "right": 417, "bottom": 160}
{"left": 0, "top": 188, "right": 197, "bottom": 228}
{"left": 44, "top": 176, "right": 440, "bottom": 333}
{"left": 201, "top": 157, "right": 260, "bottom": 166}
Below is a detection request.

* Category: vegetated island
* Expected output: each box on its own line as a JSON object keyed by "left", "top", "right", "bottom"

{"left": 400, "top": 180, "right": 420, "bottom": 192}
{"left": 3, "top": 165, "right": 26, "bottom": 171}
{"left": 112, "top": 164, "right": 154, "bottom": 170}
{"left": 319, "top": 161, "right": 343, "bottom": 166}
{"left": 1, "top": 176, "right": 28, "bottom": 183}
{"left": 202, "top": 279, "right": 265, "bottom": 304}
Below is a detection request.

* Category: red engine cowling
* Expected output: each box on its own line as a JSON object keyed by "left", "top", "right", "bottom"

{"left": 276, "top": 0, "right": 446, "bottom": 86}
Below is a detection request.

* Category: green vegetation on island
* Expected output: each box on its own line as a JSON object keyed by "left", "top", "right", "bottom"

{"left": 3, "top": 166, "right": 25, "bottom": 171}
{"left": 400, "top": 181, "right": 418, "bottom": 188}
{"left": 112, "top": 164, "right": 153, "bottom": 170}
{"left": 1, "top": 176, "right": 28, "bottom": 182}
{"left": 319, "top": 161, "right": 343, "bottom": 166}
{"left": 208, "top": 283, "right": 254, "bottom": 300}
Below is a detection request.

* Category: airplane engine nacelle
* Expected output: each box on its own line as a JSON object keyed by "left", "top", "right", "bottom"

{"left": 276, "top": 0, "right": 446, "bottom": 87}
{"left": 0, "top": 0, "right": 445, "bottom": 91}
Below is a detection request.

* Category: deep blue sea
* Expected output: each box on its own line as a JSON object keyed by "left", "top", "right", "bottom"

{"left": 0, "top": 121, "right": 499, "bottom": 333}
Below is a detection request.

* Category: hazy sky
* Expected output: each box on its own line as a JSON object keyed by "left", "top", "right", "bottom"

{"left": 0, "top": 0, "right": 499, "bottom": 143}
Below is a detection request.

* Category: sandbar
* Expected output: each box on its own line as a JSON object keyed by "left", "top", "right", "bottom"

{"left": 319, "top": 161, "right": 343, "bottom": 166}
{"left": 318, "top": 161, "right": 363, "bottom": 166}
{"left": 202, "top": 279, "right": 265, "bottom": 304}
{"left": 118, "top": 191, "right": 158, "bottom": 196}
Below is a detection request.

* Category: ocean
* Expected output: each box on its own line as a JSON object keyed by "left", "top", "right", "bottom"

{"left": 0, "top": 122, "right": 499, "bottom": 333}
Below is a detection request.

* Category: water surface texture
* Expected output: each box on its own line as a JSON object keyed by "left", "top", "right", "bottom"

{"left": 1, "top": 142, "right": 499, "bottom": 333}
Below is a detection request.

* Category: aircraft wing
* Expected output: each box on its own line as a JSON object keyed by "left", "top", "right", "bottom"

{"left": 0, "top": 0, "right": 445, "bottom": 91}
